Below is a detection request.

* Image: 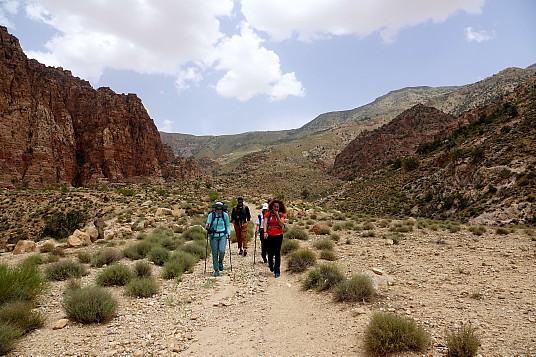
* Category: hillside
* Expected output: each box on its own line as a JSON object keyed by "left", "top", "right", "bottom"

{"left": 323, "top": 76, "right": 536, "bottom": 225}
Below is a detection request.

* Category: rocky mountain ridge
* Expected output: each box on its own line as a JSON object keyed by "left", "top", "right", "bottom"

{"left": 0, "top": 26, "right": 202, "bottom": 188}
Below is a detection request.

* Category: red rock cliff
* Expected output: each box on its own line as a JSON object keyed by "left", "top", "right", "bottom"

{"left": 0, "top": 26, "right": 194, "bottom": 187}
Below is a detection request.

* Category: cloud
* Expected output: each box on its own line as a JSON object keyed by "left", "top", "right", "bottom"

{"left": 464, "top": 26, "right": 494, "bottom": 43}
{"left": 241, "top": 0, "right": 486, "bottom": 42}
{"left": 0, "top": 0, "right": 20, "bottom": 28}
{"left": 214, "top": 24, "right": 304, "bottom": 101}
{"left": 176, "top": 67, "right": 203, "bottom": 91}
{"left": 160, "top": 119, "right": 174, "bottom": 133}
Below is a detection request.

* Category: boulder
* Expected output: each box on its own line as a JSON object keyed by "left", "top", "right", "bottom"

{"left": 86, "top": 226, "right": 99, "bottom": 242}
{"left": 67, "top": 229, "right": 92, "bottom": 247}
{"left": 12, "top": 240, "right": 36, "bottom": 255}
{"left": 156, "top": 207, "right": 173, "bottom": 217}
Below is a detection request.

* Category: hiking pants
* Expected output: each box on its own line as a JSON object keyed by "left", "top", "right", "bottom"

{"left": 234, "top": 222, "right": 248, "bottom": 250}
{"left": 210, "top": 234, "right": 227, "bottom": 272}
{"left": 267, "top": 234, "right": 283, "bottom": 274}
{"left": 259, "top": 228, "right": 267, "bottom": 262}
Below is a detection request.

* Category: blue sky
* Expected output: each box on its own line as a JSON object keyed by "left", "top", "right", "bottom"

{"left": 1, "top": 0, "right": 535, "bottom": 135}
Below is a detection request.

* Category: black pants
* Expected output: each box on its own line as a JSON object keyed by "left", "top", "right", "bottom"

{"left": 259, "top": 229, "right": 268, "bottom": 262}
{"left": 267, "top": 234, "right": 283, "bottom": 274}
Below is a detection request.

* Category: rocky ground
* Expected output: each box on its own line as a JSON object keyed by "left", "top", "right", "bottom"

{"left": 1, "top": 194, "right": 535, "bottom": 357}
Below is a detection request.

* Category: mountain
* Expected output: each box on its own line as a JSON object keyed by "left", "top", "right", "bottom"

{"left": 0, "top": 26, "right": 202, "bottom": 188}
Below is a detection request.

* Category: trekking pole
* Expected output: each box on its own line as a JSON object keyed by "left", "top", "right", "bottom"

{"left": 204, "top": 230, "right": 209, "bottom": 274}
{"left": 253, "top": 231, "right": 257, "bottom": 265}
{"left": 228, "top": 237, "right": 233, "bottom": 272}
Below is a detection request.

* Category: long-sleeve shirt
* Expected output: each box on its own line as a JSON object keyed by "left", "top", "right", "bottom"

{"left": 205, "top": 211, "right": 231, "bottom": 236}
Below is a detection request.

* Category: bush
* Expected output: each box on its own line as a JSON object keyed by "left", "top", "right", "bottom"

{"left": 133, "top": 261, "right": 152, "bottom": 277}
{"left": 333, "top": 274, "right": 375, "bottom": 302}
{"left": 0, "top": 324, "right": 23, "bottom": 355}
{"left": 313, "top": 238, "right": 335, "bottom": 251}
{"left": 39, "top": 241, "right": 56, "bottom": 253}
{"left": 281, "top": 239, "right": 300, "bottom": 255}
{"left": 45, "top": 260, "right": 87, "bottom": 281}
{"left": 285, "top": 227, "right": 309, "bottom": 240}
{"left": 125, "top": 277, "right": 159, "bottom": 298}
{"left": 162, "top": 251, "right": 197, "bottom": 279}
{"left": 302, "top": 263, "right": 345, "bottom": 291}
{"left": 445, "top": 325, "right": 481, "bottom": 357}
{"left": 147, "top": 246, "right": 170, "bottom": 266}
{"left": 22, "top": 254, "right": 44, "bottom": 266}
{"left": 364, "top": 312, "right": 430, "bottom": 355}
{"left": 181, "top": 226, "right": 206, "bottom": 241}
{"left": 123, "top": 240, "right": 154, "bottom": 260}
{"left": 42, "top": 209, "right": 89, "bottom": 239}
{"left": 76, "top": 251, "right": 92, "bottom": 264}
{"left": 91, "top": 247, "right": 123, "bottom": 267}
{"left": 468, "top": 226, "right": 486, "bottom": 236}
{"left": 0, "top": 301, "right": 44, "bottom": 334}
{"left": 319, "top": 250, "right": 337, "bottom": 261}
{"left": 96, "top": 263, "right": 133, "bottom": 286}
{"left": 287, "top": 248, "right": 316, "bottom": 273}
{"left": 63, "top": 286, "right": 117, "bottom": 324}
{"left": 330, "top": 233, "right": 340, "bottom": 242}
{"left": 179, "top": 241, "right": 207, "bottom": 259}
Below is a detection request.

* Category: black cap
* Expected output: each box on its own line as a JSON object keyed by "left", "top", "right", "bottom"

{"left": 237, "top": 197, "right": 244, "bottom": 202}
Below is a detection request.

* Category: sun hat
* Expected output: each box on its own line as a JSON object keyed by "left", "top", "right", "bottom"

{"left": 262, "top": 203, "right": 269, "bottom": 210}
{"left": 211, "top": 202, "right": 227, "bottom": 210}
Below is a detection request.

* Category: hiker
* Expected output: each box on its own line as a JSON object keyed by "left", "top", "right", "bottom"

{"left": 205, "top": 202, "right": 231, "bottom": 277}
{"left": 255, "top": 202, "right": 269, "bottom": 263}
{"left": 231, "top": 197, "right": 251, "bottom": 256}
{"left": 263, "top": 199, "right": 286, "bottom": 278}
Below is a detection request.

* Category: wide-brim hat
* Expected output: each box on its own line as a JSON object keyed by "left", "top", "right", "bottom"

{"left": 211, "top": 202, "right": 227, "bottom": 210}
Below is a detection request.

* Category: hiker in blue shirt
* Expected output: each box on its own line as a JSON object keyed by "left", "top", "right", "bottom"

{"left": 205, "top": 202, "right": 231, "bottom": 276}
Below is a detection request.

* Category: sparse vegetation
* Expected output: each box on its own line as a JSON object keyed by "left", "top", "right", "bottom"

{"left": 281, "top": 238, "right": 300, "bottom": 255}
{"left": 302, "top": 263, "right": 344, "bottom": 291}
{"left": 333, "top": 274, "right": 375, "bottom": 302}
{"left": 284, "top": 226, "right": 309, "bottom": 240}
{"left": 45, "top": 260, "right": 87, "bottom": 281}
{"left": 125, "top": 277, "right": 159, "bottom": 298}
{"left": 96, "top": 263, "right": 133, "bottom": 286}
{"left": 63, "top": 286, "right": 118, "bottom": 324}
{"left": 287, "top": 248, "right": 316, "bottom": 273}
{"left": 313, "top": 238, "right": 334, "bottom": 251}
{"left": 445, "top": 325, "right": 481, "bottom": 357}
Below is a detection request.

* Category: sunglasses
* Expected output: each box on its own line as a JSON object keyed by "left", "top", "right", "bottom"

{"left": 215, "top": 207, "right": 223, "bottom": 211}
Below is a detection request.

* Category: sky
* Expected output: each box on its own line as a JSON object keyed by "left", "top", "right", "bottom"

{"left": 1, "top": 0, "right": 535, "bottom": 136}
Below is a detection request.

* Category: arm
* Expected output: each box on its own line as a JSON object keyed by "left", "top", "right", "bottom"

{"left": 205, "top": 212, "right": 212, "bottom": 229}
{"left": 224, "top": 213, "right": 231, "bottom": 237}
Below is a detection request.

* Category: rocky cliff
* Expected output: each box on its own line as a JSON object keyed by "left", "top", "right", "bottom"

{"left": 0, "top": 26, "right": 200, "bottom": 187}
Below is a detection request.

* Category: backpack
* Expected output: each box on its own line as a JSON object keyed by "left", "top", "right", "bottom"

{"left": 209, "top": 210, "right": 228, "bottom": 234}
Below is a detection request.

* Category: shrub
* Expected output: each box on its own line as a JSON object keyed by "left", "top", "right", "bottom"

{"left": 123, "top": 240, "right": 154, "bottom": 260}
{"left": 179, "top": 241, "right": 207, "bottom": 259}
{"left": 147, "top": 246, "right": 170, "bottom": 266}
{"left": 287, "top": 248, "right": 316, "bottom": 273}
{"left": 319, "top": 250, "right": 337, "bottom": 261}
{"left": 468, "top": 226, "right": 486, "bottom": 236}
{"left": 330, "top": 233, "right": 340, "bottom": 242}
{"left": 302, "top": 263, "right": 344, "bottom": 291}
{"left": 96, "top": 263, "right": 133, "bottom": 286}
{"left": 0, "top": 324, "right": 23, "bottom": 355}
{"left": 362, "top": 230, "right": 376, "bottom": 237}
{"left": 45, "top": 260, "right": 87, "bottom": 281}
{"left": 42, "top": 209, "right": 89, "bottom": 239}
{"left": 333, "top": 274, "right": 375, "bottom": 302}
{"left": 285, "top": 227, "right": 309, "bottom": 240}
{"left": 133, "top": 261, "right": 152, "bottom": 277}
{"left": 22, "top": 254, "right": 44, "bottom": 266}
{"left": 125, "top": 277, "right": 159, "bottom": 298}
{"left": 91, "top": 247, "right": 123, "bottom": 267}
{"left": 281, "top": 239, "right": 300, "bottom": 255}
{"left": 76, "top": 251, "right": 92, "bottom": 264}
{"left": 39, "top": 241, "right": 56, "bottom": 253}
{"left": 313, "top": 238, "right": 334, "bottom": 251}
{"left": 181, "top": 226, "right": 206, "bottom": 241}
{"left": 445, "top": 325, "right": 481, "bottom": 357}
{"left": 162, "top": 251, "right": 197, "bottom": 279}
{"left": 496, "top": 227, "right": 511, "bottom": 235}
{"left": 318, "top": 227, "right": 331, "bottom": 235}
{"left": 0, "top": 301, "right": 44, "bottom": 333}
{"left": 364, "top": 312, "right": 430, "bottom": 355}
{"left": 63, "top": 286, "right": 117, "bottom": 324}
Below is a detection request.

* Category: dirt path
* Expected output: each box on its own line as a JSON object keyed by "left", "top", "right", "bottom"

{"left": 183, "top": 250, "right": 362, "bottom": 357}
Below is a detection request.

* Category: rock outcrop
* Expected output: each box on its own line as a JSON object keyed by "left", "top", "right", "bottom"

{"left": 0, "top": 26, "right": 202, "bottom": 187}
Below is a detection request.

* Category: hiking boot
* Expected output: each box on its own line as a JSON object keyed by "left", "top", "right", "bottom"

{"left": 269, "top": 266, "right": 274, "bottom": 272}
{"left": 239, "top": 249, "right": 243, "bottom": 256}
{"left": 243, "top": 250, "right": 247, "bottom": 257}
{"left": 274, "top": 273, "right": 280, "bottom": 278}
{"left": 213, "top": 271, "right": 220, "bottom": 277}
{"left": 219, "top": 264, "right": 224, "bottom": 271}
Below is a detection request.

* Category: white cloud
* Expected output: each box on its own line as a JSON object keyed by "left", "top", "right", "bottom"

{"left": 175, "top": 67, "right": 203, "bottom": 91}
{"left": 464, "top": 26, "right": 494, "bottom": 43}
{"left": 0, "top": 0, "right": 20, "bottom": 28}
{"left": 241, "top": 0, "right": 486, "bottom": 42}
{"left": 214, "top": 23, "right": 304, "bottom": 101}
{"left": 161, "top": 119, "right": 174, "bottom": 133}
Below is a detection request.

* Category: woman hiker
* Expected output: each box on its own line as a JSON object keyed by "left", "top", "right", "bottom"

{"left": 263, "top": 199, "right": 286, "bottom": 278}
{"left": 205, "top": 202, "right": 231, "bottom": 277}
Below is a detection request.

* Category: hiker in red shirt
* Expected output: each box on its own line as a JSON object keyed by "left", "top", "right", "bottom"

{"left": 263, "top": 199, "right": 286, "bottom": 278}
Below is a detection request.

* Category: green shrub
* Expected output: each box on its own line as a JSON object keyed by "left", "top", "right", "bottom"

{"left": 45, "top": 260, "right": 87, "bottom": 281}
{"left": 364, "top": 312, "right": 430, "bottom": 355}
{"left": 319, "top": 250, "right": 337, "bottom": 261}
{"left": 147, "top": 246, "right": 170, "bottom": 266}
{"left": 281, "top": 239, "right": 300, "bottom": 255}
{"left": 284, "top": 227, "right": 309, "bottom": 240}
{"left": 445, "top": 325, "right": 481, "bottom": 357}
{"left": 496, "top": 227, "right": 511, "bottom": 235}
{"left": 287, "top": 248, "right": 316, "bottom": 273}
{"left": 179, "top": 241, "right": 207, "bottom": 259}
{"left": 0, "top": 301, "right": 44, "bottom": 333}
{"left": 39, "top": 241, "right": 56, "bottom": 253}
{"left": 22, "top": 254, "right": 44, "bottom": 266}
{"left": 318, "top": 227, "right": 331, "bottom": 235}
{"left": 123, "top": 240, "right": 154, "bottom": 260}
{"left": 313, "top": 238, "right": 334, "bottom": 251}
{"left": 0, "top": 324, "right": 23, "bottom": 355}
{"left": 96, "top": 263, "right": 133, "bottom": 286}
{"left": 76, "top": 251, "right": 92, "bottom": 264}
{"left": 333, "top": 274, "right": 375, "bottom": 302}
{"left": 468, "top": 226, "right": 486, "bottom": 236}
{"left": 125, "top": 277, "right": 159, "bottom": 298}
{"left": 91, "top": 247, "right": 123, "bottom": 267}
{"left": 133, "top": 261, "right": 152, "bottom": 277}
{"left": 63, "top": 286, "right": 117, "bottom": 324}
{"left": 42, "top": 209, "right": 89, "bottom": 239}
{"left": 181, "top": 226, "right": 205, "bottom": 241}
{"left": 302, "top": 263, "right": 344, "bottom": 291}
{"left": 330, "top": 233, "right": 340, "bottom": 242}
{"left": 162, "top": 251, "right": 197, "bottom": 279}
